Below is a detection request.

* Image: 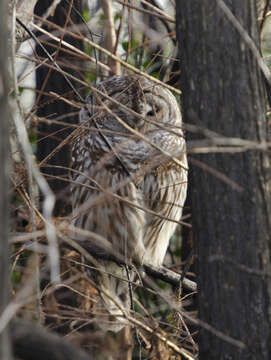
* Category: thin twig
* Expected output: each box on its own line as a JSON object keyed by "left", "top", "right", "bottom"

{"left": 81, "top": 271, "right": 195, "bottom": 359}
{"left": 260, "top": 0, "right": 271, "bottom": 33}
{"left": 30, "top": 21, "right": 181, "bottom": 94}
{"left": 61, "top": 223, "right": 196, "bottom": 291}
{"left": 16, "top": 17, "right": 84, "bottom": 102}
{"left": 92, "top": 87, "right": 187, "bottom": 169}
{"left": 101, "top": 0, "right": 120, "bottom": 75}
{"left": 114, "top": 0, "right": 175, "bottom": 23}
{"left": 13, "top": 4, "right": 42, "bottom": 320}
{"left": 215, "top": 0, "right": 271, "bottom": 85}
{"left": 189, "top": 158, "right": 243, "bottom": 193}
{"left": 142, "top": 274, "right": 246, "bottom": 350}
{"left": 12, "top": 20, "right": 60, "bottom": 284}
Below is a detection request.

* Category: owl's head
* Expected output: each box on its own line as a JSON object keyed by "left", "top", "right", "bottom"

{"left": 79, "top": 75, "right": 184, "bottom": 171}
{"left": 81, "top": 74, "right": 182, "bottom": 130}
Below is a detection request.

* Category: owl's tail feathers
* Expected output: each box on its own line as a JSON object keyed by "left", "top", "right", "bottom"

{"left": 96, "top": 261, "right": 133, "bottom": 332}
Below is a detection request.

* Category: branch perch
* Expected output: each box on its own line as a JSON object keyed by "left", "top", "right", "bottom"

{"left": 64, "top": 234, "right": 197, "bottom": 292}
{"left": 144, "top": 264, "right": 197, "bottom": 292}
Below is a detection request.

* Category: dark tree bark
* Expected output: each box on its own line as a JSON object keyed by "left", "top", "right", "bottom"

{"left": 176, "top": 1, "right": 271, "bottom": 359}
{"left": 35, "top": 0, "right": 83, "bottom": 215}
{"left": 0, "top": 1, "right": 11, "bottom": 359}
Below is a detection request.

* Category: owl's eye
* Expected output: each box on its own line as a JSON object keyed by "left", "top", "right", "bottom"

{"left": 146, "top": 110, "right": 155, "bottom": 117}
{"left": 146, "top": 104, "right": 160, "bottom": 117}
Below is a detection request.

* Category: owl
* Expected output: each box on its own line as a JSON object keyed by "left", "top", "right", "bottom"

{"left": 70, "top": 74, "right": 188, "bottom": 330}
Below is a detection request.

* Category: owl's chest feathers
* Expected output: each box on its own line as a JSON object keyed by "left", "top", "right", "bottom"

{"left": 106, "top": 160, "right": 186, "bottom": 226}
{"left": 142, "top": 162, "right": 186, "bottom": 210}
{"left": 73, "top": 133, "right": 187, "bottom": 264}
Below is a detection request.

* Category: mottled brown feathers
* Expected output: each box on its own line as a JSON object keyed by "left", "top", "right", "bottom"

{"left": 70, "top": 74, "right": 188, "bottom": 331}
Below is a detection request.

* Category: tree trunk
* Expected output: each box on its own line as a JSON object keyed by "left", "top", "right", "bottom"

{"left": 0, "top": 0, "right": 11, "bottom": 359}
{"left": 35, "top": 0, "right": 83, "bottom": 215}
{"left": 176, "top": 1, "right": 271, "bottom": 359}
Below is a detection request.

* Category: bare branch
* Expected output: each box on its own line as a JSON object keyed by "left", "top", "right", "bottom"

{"left": 30, "top": 21, "right": 181, "bottom": 94}
{"left": 11, "top": 15, "right": 60, "bottom": 284}
{"left": 101, "top": 0, "right": 121, "bottom": 75}
{"left": 114, "top": 0, "right": 175, "bottom": 23}
{"left": 61, "top": 224, "right": 196, "bottom": 292}
{"left": 144, "top": 264, "right": 197, "bottom": 292}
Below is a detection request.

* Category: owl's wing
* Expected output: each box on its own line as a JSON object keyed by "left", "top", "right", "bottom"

{"left": 142, "top": 149, "right": 188, "bottom": 266}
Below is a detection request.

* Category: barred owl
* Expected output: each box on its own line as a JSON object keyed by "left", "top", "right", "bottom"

{"left": 71, "top": 74, "right": 188, "bottom": 330}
